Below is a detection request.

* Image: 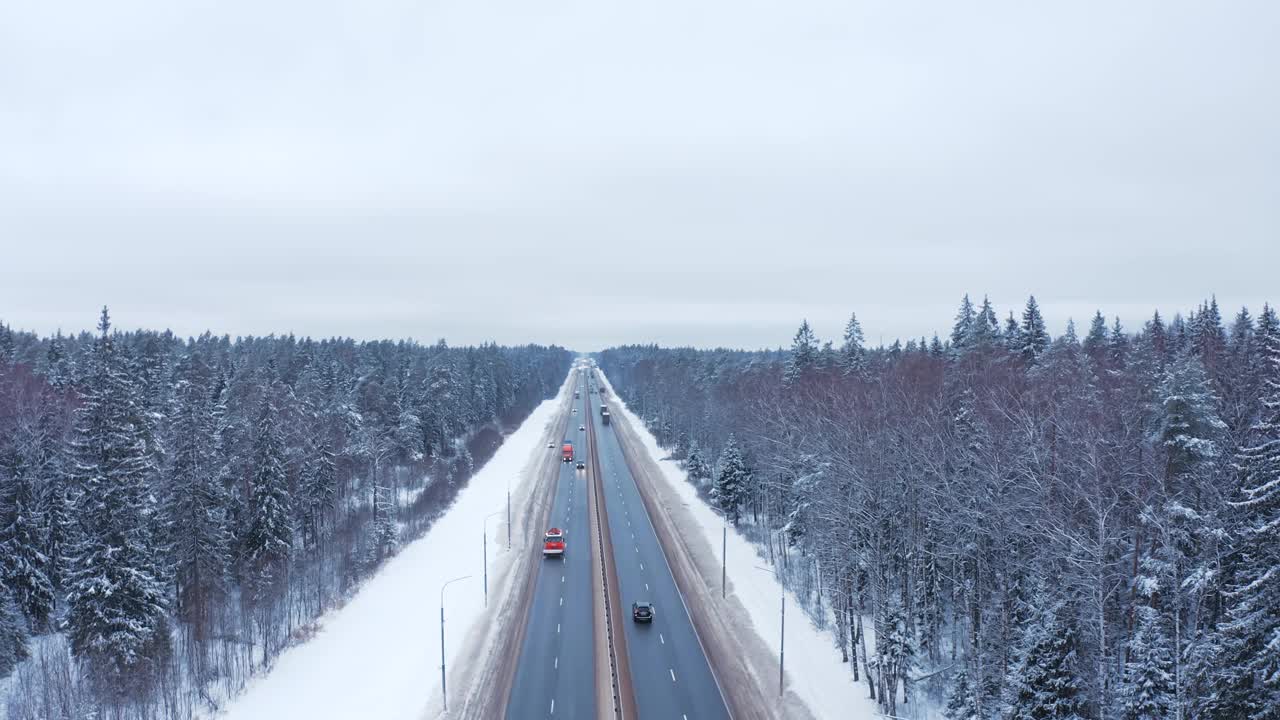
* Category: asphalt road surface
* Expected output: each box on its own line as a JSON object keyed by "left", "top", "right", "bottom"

{"left": 506, "top": 372, "right": 597, "bottom": 719}
{"left": 591, "top": 374, "right": 732, "bottom": 720}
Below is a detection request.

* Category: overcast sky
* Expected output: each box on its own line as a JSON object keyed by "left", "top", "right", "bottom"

{"left": 1, "top": 0, "right": 1276, "bottom": 351}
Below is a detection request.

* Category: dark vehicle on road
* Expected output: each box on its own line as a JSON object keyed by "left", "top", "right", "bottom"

{"left": 576, "top": 461, "right": 585, "bottom": 470}
{"left": 632, "top": 601, "right": 655, "bottom": 623}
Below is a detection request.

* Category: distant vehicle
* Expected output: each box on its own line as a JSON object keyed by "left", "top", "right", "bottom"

{"left": 602, "top": 410, "right": 611, "bottom": 426}
{"left": 543, "top": 528, "right": 565, "bottom": 556}
{"left": 548, "top": 441, "right": 555, "bottom": 448}
{"left": 632, "top": 601, "right": 654, "bottom": 623}
{"left": 574, "top": 390, "right": 580, "bottom": 399}
{"left": 600, "top": 404, "right": 608, "bottom": 415}
{"left": 562, "top": 443, "right": 574, "bottom": 462}
{"left": 572, "top": 408, "right": 577, "bottom": 414}
{"left": 579, "top": 425, "right": 585, "bottom": 432}
{"left": 576, "top": 461, "right": 585, "bottom": 470}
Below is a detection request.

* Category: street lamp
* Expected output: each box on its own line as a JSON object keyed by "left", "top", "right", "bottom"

{"left": 755, "top": 565, "right": 785, "bottom": 698}
{"left": 483, "top": 510, "right": 503, "bottom": 607}
{"left": 439, "top": 575, "right": 471, "bottom": 713}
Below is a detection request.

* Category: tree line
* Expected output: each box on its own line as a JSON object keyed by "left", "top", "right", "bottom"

{"left": 598, "top": 295, "right": 1278, "bottom": 720}
{"left": 0, "top": 309, "right": 570, "bottom": 719}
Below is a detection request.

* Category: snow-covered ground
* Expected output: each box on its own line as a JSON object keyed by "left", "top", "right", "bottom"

{"left": 210, "top": 381, "right": 567, "bottom": 720}
{"left": 598, "top": 372, "right": 882, "bottom": 720}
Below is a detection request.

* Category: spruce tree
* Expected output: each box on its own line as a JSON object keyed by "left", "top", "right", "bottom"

{"left": 946, "top": 668, "right": 980, "bottom": 720}
{"left": 0, "top": 587, "right": 28, "bottom": 677}
{"left": 0, "top": 436, "right": 55, "bottom": 629}
{"left": 242, "top": 394, "right": 293, "bottom": 599}
{"left": 1082, "top": 310, "right": 1108, "bottom": 367}
{"left": 684, "top": 445, "right": 713, "bottom": 489}
{"left": 839, "top": 312, "right": 866, "bottom": 376}
{"left": 1019, "top": 296, "right": 1051, "bottom": 364}
{"left": 63, "top": 308, "right": 171, "bottom": 694}
{"left": 952, "top": 295, "right": 976, "bottom": 353}
{"left": 1005, "top": 602, "right": 1089, "bottom": 720}
{"left": 784, "top": 320, "right": 820, "bottom": 384}
{"left": 163, "top": 355, "right": 230, "bottom": 630}
{"left": 1218, "top": 310, "right": 1280, "bottom": 719}
{"left": 1119, "top": 605, "right": 1175, "bottom": 720}
{"left": 300, "top": 437, "right": 338, "bottom": 551}
{"left": 712, "top": 435, "right": 750, "bottom": 524}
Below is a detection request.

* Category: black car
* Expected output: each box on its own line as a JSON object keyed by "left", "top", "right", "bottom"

{"left": 632, "top": 601, "right": 655, "bottom": 623}
{"left": 576, "top": 461, "right": 585, "bottom": 470}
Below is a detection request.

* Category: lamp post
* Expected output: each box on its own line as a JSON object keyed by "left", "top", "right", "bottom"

{"left": 439, "top": 575, "right": 471, "bottom": 712}
{"left": 483, "top": 510, "right": 503, "bottom": 607}
{"left": 755, "top": 565, "right": 785, "bottom": 698}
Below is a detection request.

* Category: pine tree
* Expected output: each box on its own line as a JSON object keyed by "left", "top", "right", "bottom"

{"left": 63, "top": 308, "right": 171, "bottom": 694}
{"left": 1019, "top": 296, "right": 1051, "bottom": 364}
{"left": 242, "top": 395, "right": 293, "bottom": 599}
{"left": 712, "top": 435, "right": 750, "bottom": 524}
{"left": 1119, "top": 605, "right": 1175, "bottom": 720}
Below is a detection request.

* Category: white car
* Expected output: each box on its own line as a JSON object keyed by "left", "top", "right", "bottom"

{"left": 548, "top": 442, "right": 555, "bottom": 448}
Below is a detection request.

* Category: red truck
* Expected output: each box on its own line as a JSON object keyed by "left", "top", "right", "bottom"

{"left": 562, "top": 442, "right": 574, "bottom": 463}
{"left": 543, "top": 528, "right": 565, "bottom": 556}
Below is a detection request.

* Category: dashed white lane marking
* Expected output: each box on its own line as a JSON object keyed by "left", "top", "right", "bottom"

{"left": 557, "top": 623, "right": 561, "bottom": 633}
{"left": 555, "top": 656, "right": 559, "bottom": 669}
{"left": 550, "top": 698, "right": 555, "bottom": 714}
{"left": 635, "top": 546, "right": 639, "bottom": 553}
{"left": 670, "top": 669, "right": 677, "bottom": 683}
{"left": 660, "top": 633, "right": 665, "bottom": 644}
{"left": 640, "top": 563, "right": 644, "bottom": 571}
{"left": 645, "top": 583, "right": 649, "bottom": 591}
{"left": 561, "top": 575, "right": 565, "bottom": 583}
{"left": 560, "top": 597, "right": 563, "bottom": 606}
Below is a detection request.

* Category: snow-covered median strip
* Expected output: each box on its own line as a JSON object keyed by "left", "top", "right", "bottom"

{"left": 212, "top": 388, "right": 565, "bottom": 720}
{"left": 599, "top": 372, "right": 880, "bottom": 720}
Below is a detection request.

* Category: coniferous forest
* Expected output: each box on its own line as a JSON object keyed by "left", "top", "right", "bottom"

{"left": 0, "top": 309, "right": 570, "bottom": 719}
{"left": 598, "top": 295, "right": 1279, "bottom": 720}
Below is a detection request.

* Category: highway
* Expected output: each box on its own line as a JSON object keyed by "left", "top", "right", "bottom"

{"left": 589, "top": 370, "right": 732, "bottom": 720}
{"left": 506, "top": 365, "right": 730, "bottom": 719}
{"left": 506, "top": 370, "right": 597, "bottom": 719}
